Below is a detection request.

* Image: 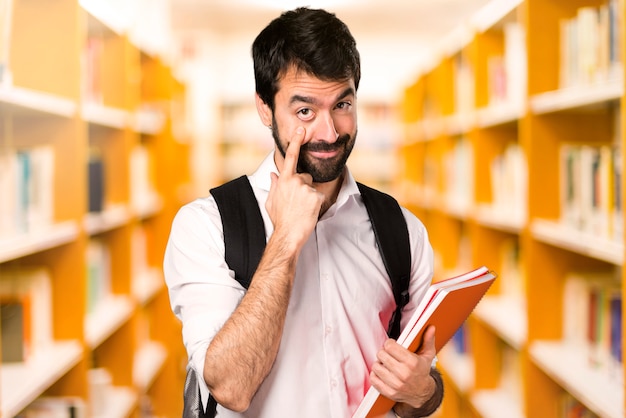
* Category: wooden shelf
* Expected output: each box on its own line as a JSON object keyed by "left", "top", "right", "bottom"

{"left": 473, "top": 204, "right": 525, "bottom": 234}
{"left": 398, "top": 1, "right": 625, "bottom": 417}
{"left": 133, "top": 341, "right": 168, "bottom": 391}
{"left": 531, "top": 219, "right": 623, "bottom": 265}
{"left": 95, "top": 386, "right": 137, "bottom": 418}
{"left": 132, "top": 268, "right": 163, "bottom": 306}
{"left": 84, "top": 295, "right": 135, "bottom": 349}
{"left": 476, "top": 102, "right": 522, "bottom": 128}
{"left": 132, "top": 193, "right": 164, "bottom": 220}
{"left": 530, "top": 78, "right": 623, "bottom": 115}
{"left": 133, "top": 108, "right": 166, "bottom": 135}
{"left": 439, "top": 346, "right": 475, "bottom": 394}
{"left": 473, "top": 295, "right": 526, "bottom": 350}
{"left": 529, "top": 341, "right": 624, "bottom": 418}
{"left": 0, "top": 84, "right": 77, "bottom": 117}
{"left": 470, "top": 0, "right": 524, "bottom": 32}
{"left": 81, "top": 102, "right": 131, "bottom": 129}
{"left": 445, "top": 112, "right": 475, "bottom": 136}
{"left": 1, "top": 340, "right": 83, "bottom": 418}
{"left": 84, "top": 205, "right": 133, "bottom": 236}
{"left": 0, "top": 221, "right": 80, "bottom": 263}
{"left": 470, "top": 389, "right": 525, "bottom": 418}
{"left": 1, "top": 1, "right": 188, "bottom": 415}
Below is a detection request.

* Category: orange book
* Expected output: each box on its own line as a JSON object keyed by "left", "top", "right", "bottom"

{"left": 352, "top": 266, "right": 497, "bottom": 418}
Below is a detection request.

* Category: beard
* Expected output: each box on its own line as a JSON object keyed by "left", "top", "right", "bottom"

{"left": 272, "top": 115, "right": 356, "bottom": 183}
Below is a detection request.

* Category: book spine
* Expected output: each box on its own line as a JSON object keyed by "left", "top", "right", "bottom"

{"left": 559, "top": 143, "right": 621, "bottom": 241}
{"left": 86, "top": 239, "right": 111, "bottom": 313}
{"left": 563, "top": 271, "right": 622, "bottom": 376}
{"left": 88, "top": 149, "right": 105, "bottom": 213}
{"left": 0, "top": 150, "right": 18, "bottom": 237}
{"left": 1, "top": 299, "right": 27, "bottom": 362}
{"left": 503, "top": 21, "right": 527, "bottom": 108}
{"left": 560, "top": 3, "right": 621, "bottom": 87}
{"left": 2, "top": 147, "right": 55, "bottom": 235}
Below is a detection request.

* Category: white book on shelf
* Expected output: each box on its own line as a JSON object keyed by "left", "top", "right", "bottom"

{"left": 594, "top": 145, "right": 613, "bottom": 239}
{"left": 503, "top": 21, "right": 527, "bottom": 108}
{"left": 25, "top": 146, "right": 55, "bottom": 231}
{"left": 577, "top": 7, "right": 599, "bottom": 85}
{"left": 0, "top": 150, "right": 18, "bottom": 238}
{"left": 129, "top": 144, "right": 158, "bottom": 213}
{"left": 559, "top": 143, "right": 582, "bottom": 230}
{"left": 86, "top": 239, "right": 111, "bottom": 314}
{"left": 611, "top": 108, "right": 623, "bottom": 243}
{"left": 130, "top": 225, "right": 148, "bottom": 278}
{"left": 13, "top": 146, "right": 55, "bottom": 234}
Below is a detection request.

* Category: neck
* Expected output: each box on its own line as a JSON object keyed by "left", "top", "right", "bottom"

{"left": 314, "top": 171, "right": 344, "bottom": 216}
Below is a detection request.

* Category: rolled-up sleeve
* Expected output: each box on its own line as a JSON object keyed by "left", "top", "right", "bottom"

{"left": 163, "top": 197, "right": 246, "bottom": 378}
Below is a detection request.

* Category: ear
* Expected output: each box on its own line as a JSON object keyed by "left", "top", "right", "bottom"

{"left": 255, "top": 93, "right": 273, "bottom": 127}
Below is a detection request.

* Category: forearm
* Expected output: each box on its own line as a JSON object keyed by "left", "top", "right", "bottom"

{"left": 393, "top": 368, "right": 444, "bottom": 418}
{"left": 203, "top": 233, "right": 298, "bottom": 411}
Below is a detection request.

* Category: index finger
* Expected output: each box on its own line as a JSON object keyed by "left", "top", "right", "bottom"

{"left": 282, "top": 127, "right": 305, "bottom": 175}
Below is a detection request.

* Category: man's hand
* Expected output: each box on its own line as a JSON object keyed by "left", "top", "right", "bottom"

{"left": 370, "top": 326, "right": 438, "bottom": 411}
{"left": 266, "top": 127, "right": 324, "bottom": 252}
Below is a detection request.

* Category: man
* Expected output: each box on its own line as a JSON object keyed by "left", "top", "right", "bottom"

{"left": 164, "top": 7, "right": 442, "bottom": 418}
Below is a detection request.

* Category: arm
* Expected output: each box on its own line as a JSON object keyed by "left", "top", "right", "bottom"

{"left": 370, "top": 326, "right": 444, "bottom": 417}
{"left": 203, "top": 127, "right": 323, "bottom": 412}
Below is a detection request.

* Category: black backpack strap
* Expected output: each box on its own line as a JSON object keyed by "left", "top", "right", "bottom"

{"left": 210, "top": 175, "right": 267, "bottom": 289}
{"left": 357, "top": 182, "right": 411, "bottom": 340}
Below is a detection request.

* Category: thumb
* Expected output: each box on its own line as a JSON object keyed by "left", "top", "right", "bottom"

{"left": 419, "top": 325, "right": 437, "bottom": 358}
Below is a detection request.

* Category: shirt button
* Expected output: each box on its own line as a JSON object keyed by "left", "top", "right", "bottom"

{"left": 331, "top": 379, "right": 338, "bottom": 388}
{"left": 325, "top": 325, "right": 333, "bottom": 336}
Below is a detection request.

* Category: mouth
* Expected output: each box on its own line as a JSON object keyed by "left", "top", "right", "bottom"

{"left": 302, "top": 140, "right": 344, "bottom": 160}
{"left": 307, "top": 148, "right": 341, "bottom": 159}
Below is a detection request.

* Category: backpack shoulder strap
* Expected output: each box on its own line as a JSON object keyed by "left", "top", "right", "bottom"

{"left": 210, "top": 175, "right": 266, "bottom": 289}
{"left": 357, "top": 182, "right": 411, "bottom": 340}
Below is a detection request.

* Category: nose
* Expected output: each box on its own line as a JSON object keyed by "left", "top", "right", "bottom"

{"left": 312, "top": 112, "right": 339, "bottom": 143}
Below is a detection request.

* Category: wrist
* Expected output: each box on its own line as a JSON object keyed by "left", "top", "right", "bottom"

{"left": 393, "top": 368, "right": 444, "bottom": 418}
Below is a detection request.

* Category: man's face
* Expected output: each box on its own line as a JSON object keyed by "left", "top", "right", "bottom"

{"left": 269, "top": 67, "right": 357, "bottom": 183}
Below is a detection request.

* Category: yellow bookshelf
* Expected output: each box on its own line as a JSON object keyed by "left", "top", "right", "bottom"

{"left": 399, "top": 0, "right": 624, "bottom": 417}
{"left": 0, "top": 1, "right": 187, "bottom": 416}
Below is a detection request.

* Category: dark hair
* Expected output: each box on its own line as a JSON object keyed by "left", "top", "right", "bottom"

{"left": 252, "top": 7, "right": 361, "bottom": 110}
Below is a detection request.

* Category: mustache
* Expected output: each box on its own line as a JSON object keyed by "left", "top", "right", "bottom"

{"left": 301, "top": 134, "right": 351, "bottom": 152}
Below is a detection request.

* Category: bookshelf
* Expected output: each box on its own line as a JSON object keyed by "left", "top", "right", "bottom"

{"left": 398, "top": 0, "right": 625, "bottom": 417}
{"left": 0, "top": 0, "right": 189, "bottom": 416}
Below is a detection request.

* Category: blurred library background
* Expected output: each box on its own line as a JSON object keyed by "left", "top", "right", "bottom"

{"left": 0, "top": 0, "right": 624, "bottom": 417}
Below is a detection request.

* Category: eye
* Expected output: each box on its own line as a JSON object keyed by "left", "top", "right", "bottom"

{"left": 297, "top": 108, "right": 315, "bottom": 121}
{"left": 335, "top": 101, "right": 352, "bottom": 111}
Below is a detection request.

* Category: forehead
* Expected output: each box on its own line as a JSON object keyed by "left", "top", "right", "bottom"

{"left": 276, "top": 67, "right": 355, "bottom": 104}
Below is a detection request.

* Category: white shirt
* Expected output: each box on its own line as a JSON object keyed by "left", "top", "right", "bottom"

{"left": 164, "top": 152, "right": 434, "bottom": 418}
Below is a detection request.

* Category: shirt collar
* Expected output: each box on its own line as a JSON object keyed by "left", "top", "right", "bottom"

{"left": 249, "top": 151, "right": 278, "bottom": 192}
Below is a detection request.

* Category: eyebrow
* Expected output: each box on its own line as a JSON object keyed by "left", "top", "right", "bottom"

{"left": 289, "top": 87, "right": 355, "bottom": 106}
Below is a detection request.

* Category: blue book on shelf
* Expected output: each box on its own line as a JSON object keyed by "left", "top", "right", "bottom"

{"left": 610, "top": 292, "right": 622, "bottom": 363}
